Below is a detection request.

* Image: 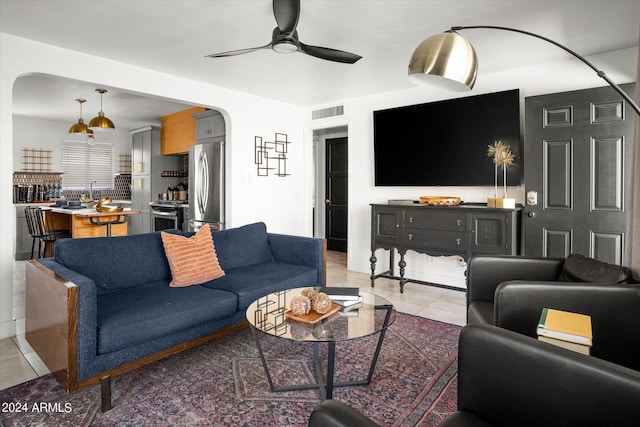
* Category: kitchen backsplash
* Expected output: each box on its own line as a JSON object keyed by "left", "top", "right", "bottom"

{"left": 63, "top": 174, "right": 131, "bottom": 201}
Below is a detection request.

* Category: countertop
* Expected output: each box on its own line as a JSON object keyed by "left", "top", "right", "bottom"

{"left": 15, "top": 200, "right": 132, "bottom": 207}
{"left": 41, "top": 206, "right": 139, "bottom": 216}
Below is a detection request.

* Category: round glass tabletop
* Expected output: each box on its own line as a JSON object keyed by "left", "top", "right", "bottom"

{"left": 246, "top": 287, "right": 396, "bottom": 343}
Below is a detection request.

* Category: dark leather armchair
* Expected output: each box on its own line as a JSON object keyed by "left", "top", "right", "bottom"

{"left": 308, "top": 399, "right": 380, "bottom": 427}
{"left": 467, "top": 254, "right": 640, "bottom": 370}
{"left": 309, "top": 324, "right": 640, "bottom": 427}
{"left": 466, "top": 255, "right": 563, "bottom": 324}
{"left": 440, "top": 324, "right": 640, "bottom": 426}
{"left": 466, "top": 254, "right": 636, "bottom": 325}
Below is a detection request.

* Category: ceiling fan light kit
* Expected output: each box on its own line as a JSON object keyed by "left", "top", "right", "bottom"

{"left": 207, "top": 0, "right": 361, "bottom": 64}
{"left": 89, "top": 88, "right": 116, "bottom": 131}
{"left": 408, "top": 26, "right": 640, "bottom": 116}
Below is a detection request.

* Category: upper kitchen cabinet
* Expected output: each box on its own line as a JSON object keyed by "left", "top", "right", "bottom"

{"left": 193, "top": 110, "right": 225, "bottom": 143}
{"left": 160, "top": 106, "right": 206, "bottom": 155}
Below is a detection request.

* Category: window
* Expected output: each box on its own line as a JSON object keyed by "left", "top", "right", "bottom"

{"left": 61, "top": 142, "right": 114, "bottom": 189}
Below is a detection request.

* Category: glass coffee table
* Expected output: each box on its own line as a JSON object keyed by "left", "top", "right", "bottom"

{"left": 246, "top": 287, "right": 396, "bottom": 400}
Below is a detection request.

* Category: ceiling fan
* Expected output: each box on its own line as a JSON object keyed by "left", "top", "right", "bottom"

{"left": 206, "top": 0, "right": 362, "bottom": 64}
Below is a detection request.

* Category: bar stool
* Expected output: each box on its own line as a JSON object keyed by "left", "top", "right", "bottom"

{"left": 24, "top": 206, "right": 71, "bottom": 258}
{"left": 24, "top": 206, "right": 43, "bottom": 259}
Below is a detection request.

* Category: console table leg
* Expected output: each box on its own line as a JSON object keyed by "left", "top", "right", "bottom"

{"left": 398, "top": 252, "right": 406, "bottom": 293}
{"left": 369, "top": 252, "right": 377, "bottom": 288}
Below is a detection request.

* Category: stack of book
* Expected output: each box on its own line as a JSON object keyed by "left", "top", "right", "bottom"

{"left": 536, "top": 308, "right": 593, "bottom": 355}
{"left": 321, "top": 287, "right": 363, "bottom": 314}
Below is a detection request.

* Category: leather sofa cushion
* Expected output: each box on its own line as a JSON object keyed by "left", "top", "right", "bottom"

{"left": 559, "top": 253, "right": 633, "bottom": 284}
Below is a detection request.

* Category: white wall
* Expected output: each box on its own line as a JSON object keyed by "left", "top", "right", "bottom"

{"left": 12, "top": 115, "right": 133, "bottom": 173}
{"left": 0, "top": 33, "right": 307, "bottom": 339}
{"left": 305, "top": 46, "right": 639, "bottom": 289}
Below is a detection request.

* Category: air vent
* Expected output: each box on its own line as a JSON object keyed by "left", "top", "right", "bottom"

{"left": 312, "top": 105, "right": 344, "bottom": 120}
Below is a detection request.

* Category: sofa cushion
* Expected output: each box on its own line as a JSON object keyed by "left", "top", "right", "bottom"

{"left": 96, "top": 281, "right": 237, "bottom": 354}
{"left": 202, "top": 261, "right": 320, "bottom": 310}
{"left": 211, "top": 222, "right": 274, "bottom": 270}
{"left": 559, "top": 254, "right": 633, "bottom": 284}
{"left": 161, "top": 224, "right": 225, "bottom": 287}
{"left": 54, "top": 232, "right": 172, "bottom": 293}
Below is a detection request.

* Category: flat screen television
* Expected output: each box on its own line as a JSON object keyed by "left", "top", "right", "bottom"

{"left": 373, "top": 89, "right": 521, "bottom": 186}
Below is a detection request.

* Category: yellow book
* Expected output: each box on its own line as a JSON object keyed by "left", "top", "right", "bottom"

{"left": 536, "top": 308, "right": 593, "bottom": 346}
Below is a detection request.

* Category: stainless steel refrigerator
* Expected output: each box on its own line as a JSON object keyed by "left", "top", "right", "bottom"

{"left": 188, "top": 141, "right": 224, "bottom": 231}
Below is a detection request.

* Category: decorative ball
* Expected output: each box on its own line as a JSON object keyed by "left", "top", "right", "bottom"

{"left": 301, "top": 288, "right": 318, "bottom": 301}
{"left": 290, "top": 295, "right": 311, "bottom": 316}
{"left": 312, "top": 292, "right": 332, "bottom": 314}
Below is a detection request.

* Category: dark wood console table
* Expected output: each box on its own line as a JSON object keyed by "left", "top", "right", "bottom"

{"left": 370, "top": 203, "right": 521, "bottom": 292}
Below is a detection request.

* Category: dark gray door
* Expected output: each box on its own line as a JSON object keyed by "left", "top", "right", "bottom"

{"left": 523, "top": 84, "right": 636, "bottom": 264}
{"left": 325, "top": 137, "right": 348, "bottom": 252}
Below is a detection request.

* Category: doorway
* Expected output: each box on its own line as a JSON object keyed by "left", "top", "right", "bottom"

{"left": 523, "top": 84, "right": 636, "bottom": 264}
{"left": 313, "top": 126, "right": 348, "bottom": 254}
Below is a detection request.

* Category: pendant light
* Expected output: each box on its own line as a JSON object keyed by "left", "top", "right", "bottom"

{"left": 89, "top": 88, "right": 116, "bottom": 131}
{"left": 68, "top": 98, "right": 90, "bottom": 135}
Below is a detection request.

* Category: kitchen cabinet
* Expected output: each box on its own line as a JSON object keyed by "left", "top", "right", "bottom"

{"left": 370, "top": 203, "right": 521, "bottom": 292}
{"left": 193, "top": 110, "right": 225, "bottom": 142}
{"left": 130, "top": 126, "right": 180, "bottom": 234}
{"left": 161, "top": 107, "right": 206, "bottom": 155}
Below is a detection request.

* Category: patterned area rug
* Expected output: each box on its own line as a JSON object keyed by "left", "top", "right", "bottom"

{"left": 0, "top": 313, "right": 460, "bottom": 426}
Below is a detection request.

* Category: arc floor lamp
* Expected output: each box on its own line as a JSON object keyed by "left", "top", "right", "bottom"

{"left": 408, "top": 25, "right": 640, "bottom": 116}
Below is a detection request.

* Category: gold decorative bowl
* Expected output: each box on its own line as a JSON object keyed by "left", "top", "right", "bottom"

{"left": 95, "top": 196, "right": 123, "bottom": 213}
{"left": 419, "top": 196, "right": 461, "bottom": 206}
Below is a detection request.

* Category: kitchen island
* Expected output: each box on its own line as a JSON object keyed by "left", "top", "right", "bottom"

{"left": 42, "top": 206, "right": 141, "bottom": 238}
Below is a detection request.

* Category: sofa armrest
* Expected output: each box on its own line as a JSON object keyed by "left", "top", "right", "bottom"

{"left": 28, "top": 258, "right": 99, "bottom": 386}
{"left": 268, "top": 233, "right": 326, "bottom": 285}
{"left": 442, "top": 324, "right": 640, "bottom": 427}
{"left": 466, "top": 255, "right": 563, "bottom": 304}
{"left": 494, "top": 281, "right": 640, "bottom": 370}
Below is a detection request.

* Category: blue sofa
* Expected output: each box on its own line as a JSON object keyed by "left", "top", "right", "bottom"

{"left": 25, "top": 222, "right": 325, "bottom": 409}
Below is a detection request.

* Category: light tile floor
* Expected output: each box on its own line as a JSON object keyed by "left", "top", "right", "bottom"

{"left": 1, "top": 253, "right": 466, "bottom": 391}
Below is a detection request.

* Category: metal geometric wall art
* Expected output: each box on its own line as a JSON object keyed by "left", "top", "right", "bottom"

{"left": 254, "top": 132, "right": 291, "bottom": 176}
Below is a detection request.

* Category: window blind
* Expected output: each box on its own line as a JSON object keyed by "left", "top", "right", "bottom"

{"left": 61, "top": 142, "right": 114, "bottom": 189}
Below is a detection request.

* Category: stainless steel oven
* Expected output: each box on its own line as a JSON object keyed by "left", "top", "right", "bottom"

{"left": 150, "top": 202, "right": 185, "bottom": 232}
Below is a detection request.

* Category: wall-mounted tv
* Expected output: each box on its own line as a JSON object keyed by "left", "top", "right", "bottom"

{"left": 373, "top": 89, "right": 521, "bottom": 186}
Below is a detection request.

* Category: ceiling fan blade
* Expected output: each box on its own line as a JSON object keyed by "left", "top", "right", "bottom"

{"left": 299, "top": 43, "right": 362, "bottom": 64}
{"left": 273, "top": 0, "right": 300, "bottom": 33}
{"left": 206, "top": 44, "right": 271, "bottom": 58}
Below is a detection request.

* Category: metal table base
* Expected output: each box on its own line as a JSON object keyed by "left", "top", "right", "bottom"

{"left": 250, "top": 304, "right": 393, "bottom": 400}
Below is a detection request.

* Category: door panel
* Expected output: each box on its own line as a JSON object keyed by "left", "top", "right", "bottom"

{"left": 524, "top": 84, "right": 635, "bottom": 264}
{"left": 326, "top": 137, "right": 348, "bottom": 252}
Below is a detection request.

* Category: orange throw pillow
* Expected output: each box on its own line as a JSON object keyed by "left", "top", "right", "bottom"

{"left": 161, "top": 224, "right": 225, "bottom": 287}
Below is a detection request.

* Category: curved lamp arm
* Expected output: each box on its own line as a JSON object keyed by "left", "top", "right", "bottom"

{"left": 449, "top": 26, "right": 640, "bottom": 116}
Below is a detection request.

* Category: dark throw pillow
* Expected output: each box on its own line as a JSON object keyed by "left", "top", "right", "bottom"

{"left": 559, "top": 253, "right": 632, "bottom": 284}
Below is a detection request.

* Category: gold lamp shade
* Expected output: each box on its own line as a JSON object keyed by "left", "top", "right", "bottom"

{"left": 408, "top": 31, "right": 478, "bottom": 91}
{"left": 68, "top": 98, "right": 90, "bottom": 134}
{"left": 89, "top": 89, "right": 115, "bottom": 131}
